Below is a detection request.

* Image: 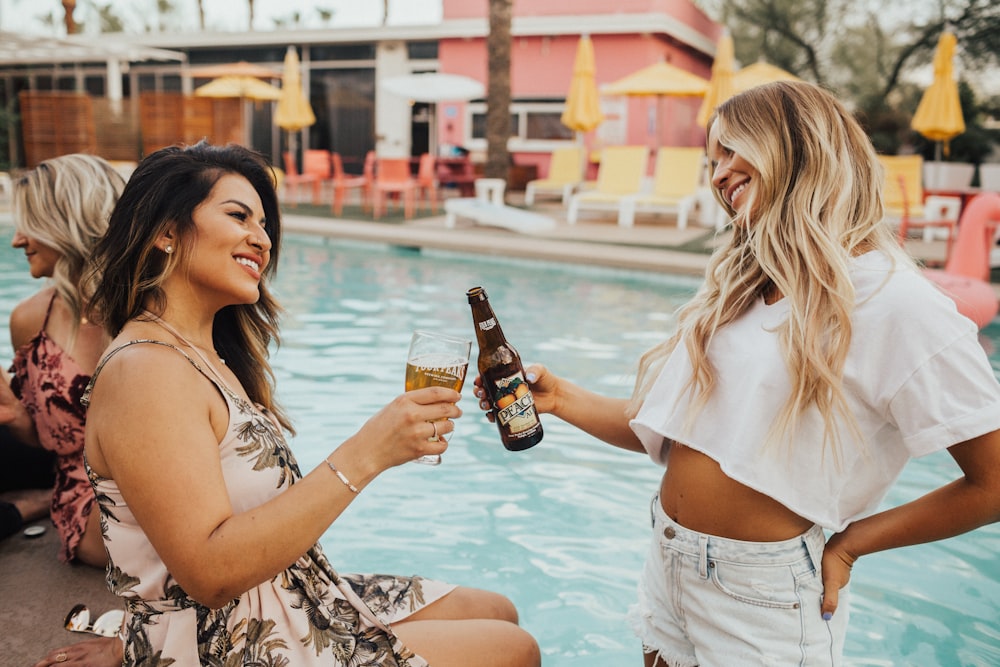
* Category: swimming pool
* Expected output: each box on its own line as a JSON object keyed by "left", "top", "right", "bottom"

{"left": 2, "top": 228, "right": 997, "bottom": 665}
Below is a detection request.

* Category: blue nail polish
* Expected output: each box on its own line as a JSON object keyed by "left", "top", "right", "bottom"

{"left": 527, "top": 372, "right": 537, "bottom": 382}
{"left": 822, "top": 611, "right": 833, "bottom": 621}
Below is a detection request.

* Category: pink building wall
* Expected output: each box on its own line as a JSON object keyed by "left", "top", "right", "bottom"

{"left": 438, "top": 0, "right": 721, "bottom": 177}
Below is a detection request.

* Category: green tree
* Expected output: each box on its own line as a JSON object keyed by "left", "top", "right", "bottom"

{"left": 96, "top": 3, "right": 125, "bottom": 32}
{"left": 699, "top": 0, "right": 999, "bottom": 157}
{"left": 485, "top": 0, "right": 512, "bottom": 181}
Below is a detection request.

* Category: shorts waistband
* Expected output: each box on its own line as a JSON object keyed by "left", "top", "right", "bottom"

{"left": 651, "top": 494, "right": 826, "bottom": 566}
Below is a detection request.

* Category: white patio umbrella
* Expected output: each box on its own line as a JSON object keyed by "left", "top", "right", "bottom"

{"left": 381, "top": 73, "right": 484, "bottom": 102}
{"left": 381, "top": 73, "right": 485, "bottom": 156}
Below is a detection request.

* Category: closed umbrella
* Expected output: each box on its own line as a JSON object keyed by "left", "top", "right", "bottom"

{"left": 696, "top": 31, "right": 735, "bottom": 128}
{"left": 275, "top": 46, "right": 316, "bottom": 159}
{"left": 561, "top": 34, "right": 604, "bottom": 133}
{"left": 732, "top": 61, "right": 800, "bottom": 93}
{"left": 911, "top": 30, "right": 965, "bottom": 159}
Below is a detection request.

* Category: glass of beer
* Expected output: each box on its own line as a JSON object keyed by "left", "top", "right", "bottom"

{"left": 405, "top": 330, "right": 472, "bottom": 465}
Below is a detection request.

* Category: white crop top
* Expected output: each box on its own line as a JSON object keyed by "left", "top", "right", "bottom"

{"left": 630, "top": 251, "right": 1000, "bottom": 531}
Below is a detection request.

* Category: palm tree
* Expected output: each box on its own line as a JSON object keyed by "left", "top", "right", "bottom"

{"left": 485, "top": 0, "right": 512, "bottom": 180}
{"left": 61, "top": 0, "right": 77, "bottom": 33}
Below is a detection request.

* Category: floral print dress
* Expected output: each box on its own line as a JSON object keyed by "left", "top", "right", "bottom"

{"left": 10, "top": 295, "right": 93, "bottom": 562}
{"left": 84, "top": 340, "right": 455, "bottom": 666}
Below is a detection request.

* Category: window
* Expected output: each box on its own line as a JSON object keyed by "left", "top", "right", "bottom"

{"left": 407, "top": 42, "right": 438, "bottom": 60}
{"left": 467, "top": 100, "right": 574, "bottom": 150}
{"left": 470, "top": 112, "right": 518, "bottom": 139}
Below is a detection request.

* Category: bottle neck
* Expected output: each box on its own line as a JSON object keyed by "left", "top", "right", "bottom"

{"left": 471, "top": 300, "right": 507, "bottom": 346}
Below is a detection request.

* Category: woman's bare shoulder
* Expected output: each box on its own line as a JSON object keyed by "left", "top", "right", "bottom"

{"left": 9, "top": 288, "right": 56, "bottom": 349}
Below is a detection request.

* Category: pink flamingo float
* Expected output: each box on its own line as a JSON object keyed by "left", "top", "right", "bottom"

{"left": 918, "top": 192, "right": 1000, "bottom": 329}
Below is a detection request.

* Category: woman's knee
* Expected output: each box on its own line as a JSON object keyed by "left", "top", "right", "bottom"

{"left": 470, "top": 589, "right": 518, "bottom": 625}
{"left": 511, "top": 626, "right": 541, "bottom": 667}
{"left": 417, "top": 586, "right": 520, "bottom": 624}
{"left": 76, "top": 512, "right": 108, "bottom": 568}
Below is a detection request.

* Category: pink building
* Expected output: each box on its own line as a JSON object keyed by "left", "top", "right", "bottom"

{"left": 0, "top": 0, "right": 722, "bottom": 175}
{"left": 436, "top": 0, "right": 722, "bottom": 175}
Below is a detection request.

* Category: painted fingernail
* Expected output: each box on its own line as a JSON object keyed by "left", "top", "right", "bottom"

{"left": 526, "top": 372, "right": 537, "bottom": 382}
{"left": 822, "top": 611, "right": 833, "bottom": 621}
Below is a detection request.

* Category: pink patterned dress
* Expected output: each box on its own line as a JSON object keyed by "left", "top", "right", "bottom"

{"left": 10, "top": 295, "right": 94, "bottom": 562}
{"left": 84, "top": 340, "right": 456, "bottom": 665}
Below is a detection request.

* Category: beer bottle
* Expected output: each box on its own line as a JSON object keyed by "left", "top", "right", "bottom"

{"left": 467, "top": 286, "right": 543, "bottom": 451}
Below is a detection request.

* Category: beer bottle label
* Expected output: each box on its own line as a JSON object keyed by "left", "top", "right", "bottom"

{"left": 491, "top": 371, "right": 539, "bottom": 434}
{"left": 478, "top": 317, "right": 497, "bottom": 331}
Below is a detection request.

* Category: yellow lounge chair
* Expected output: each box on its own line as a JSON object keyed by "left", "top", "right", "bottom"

{"left": 625, "top": 147, "right": 706, "bottom": 228}
{"left": 879, "top": 154, "right": 926, "bottom": 222}
{"left": 524, "top": 146, "right": 585, "bottom": 205}
{"left": 567, "top": 145, "right": 649, "bottom": 226}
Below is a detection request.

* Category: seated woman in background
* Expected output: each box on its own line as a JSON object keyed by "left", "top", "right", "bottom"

{"left": 0, "top": 153, "right": 124, "bottom": 566}
{"left": 74, "top": 141, "right": 540, "bottom": 666}
{"left": 0, "top": 405, "right": 54, "bottom": 541}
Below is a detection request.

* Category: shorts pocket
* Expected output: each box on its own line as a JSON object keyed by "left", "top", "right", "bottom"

{"left": 708, "top": 556, "right": 814, "bottom": 610}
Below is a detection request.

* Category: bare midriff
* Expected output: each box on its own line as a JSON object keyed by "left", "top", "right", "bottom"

{"left": 659, "top": 442, "right": 815, "bottom": 542}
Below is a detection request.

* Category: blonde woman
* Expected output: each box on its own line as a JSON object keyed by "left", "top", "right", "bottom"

{"left": 1, "top": 154, "right": 123, "bottom": 566}
{"left": 71, "top": 142, "right": 539, "bottom": 667}
{"left": 477, "top": 81, "right": 1000, "bottom": 665}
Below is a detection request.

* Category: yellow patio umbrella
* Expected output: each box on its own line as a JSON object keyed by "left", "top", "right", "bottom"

{"left": 696, "top": 31, "right": 735, "bottom": 128}
{"left": 195, "top": 76, "right": 282, "bottom": 147}
{"left": 732, "top": 61, "right": 800, "bottom": 93}
{"left": 189, "top": 60, "right": 279, "bottom": 80}
{"left": 602, "top": 61, "right": 707, "bottom": 146}
{"left": 275, "top": 46, "right": 316, "bottom": 158}
{"left": 911, "top": 30, "right": 965, "bottom": 159}
{"left": 561, "top": 34, "right": 604, "bottom": 133}
{"left": 194, "top": 76, "right": 283, "bottom": 101}
{"left": 602, "top": 61, "right": 709, "bottom": 97}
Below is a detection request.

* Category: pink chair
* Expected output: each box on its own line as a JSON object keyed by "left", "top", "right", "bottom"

{"left": 303, "top": 149, "right": 334, "bottom": 203}
{"left": 415, "top": 153, "right": 439, "bottom": 213}
{"left": 372, "top": 157, "right": 417, "bottom": 219}
{"left": 331, "top": 152, "right": 370, "bottom": 215}
{"left": 282, "top": 152, "right": 321, "bottom": 206}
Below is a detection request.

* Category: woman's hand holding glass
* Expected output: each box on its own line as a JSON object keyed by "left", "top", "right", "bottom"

{"left": 405, "top": 330, "right": 472, "bottom": 465}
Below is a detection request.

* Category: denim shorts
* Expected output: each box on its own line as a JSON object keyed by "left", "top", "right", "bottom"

{"left": 628, "top": 495, "right": 849, "bottom": 667}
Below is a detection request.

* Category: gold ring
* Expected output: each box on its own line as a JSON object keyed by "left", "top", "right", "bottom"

{"left": 428, "top": 421, "right": 439, "bottom": 442}
{"left": 55, "top": 654, "right": 68, "bottom": 663}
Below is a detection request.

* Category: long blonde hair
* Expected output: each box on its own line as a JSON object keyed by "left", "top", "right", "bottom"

{"left": 13, "top": 154, "right": 126, "bottom": 337}
{"left": 629, "top": 81, "right": 911, "bottom": 461}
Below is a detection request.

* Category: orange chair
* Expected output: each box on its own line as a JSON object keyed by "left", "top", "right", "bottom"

{"left": 331, "top": 152, "right": 370, "bottom": 216}
{"left": 415, "top": 153, "right": 439, "bottom": 213}
{"left": 282, "top": 152, "right": 321, "bottom": 206}
{"left": 372, "top": 157, "right": 417, "bottom": 219}
{"left": 303, "top": 149, "right": 333, "bottom": 203}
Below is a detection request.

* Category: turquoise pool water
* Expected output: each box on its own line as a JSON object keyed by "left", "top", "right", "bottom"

{"left": 1, "top": 228, "right": 997, "bottom": 665}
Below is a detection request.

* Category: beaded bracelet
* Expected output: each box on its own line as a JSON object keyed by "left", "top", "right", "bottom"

{"left": 325, "top": 459, "right": 360, "bottom": 494}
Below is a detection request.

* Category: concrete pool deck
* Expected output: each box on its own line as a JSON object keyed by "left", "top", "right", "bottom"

{"left": 0, "top": 196, "right": 976, "bottom": 665}
{"left": 278, "top": 193, "right": 958, "bottom": 281}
